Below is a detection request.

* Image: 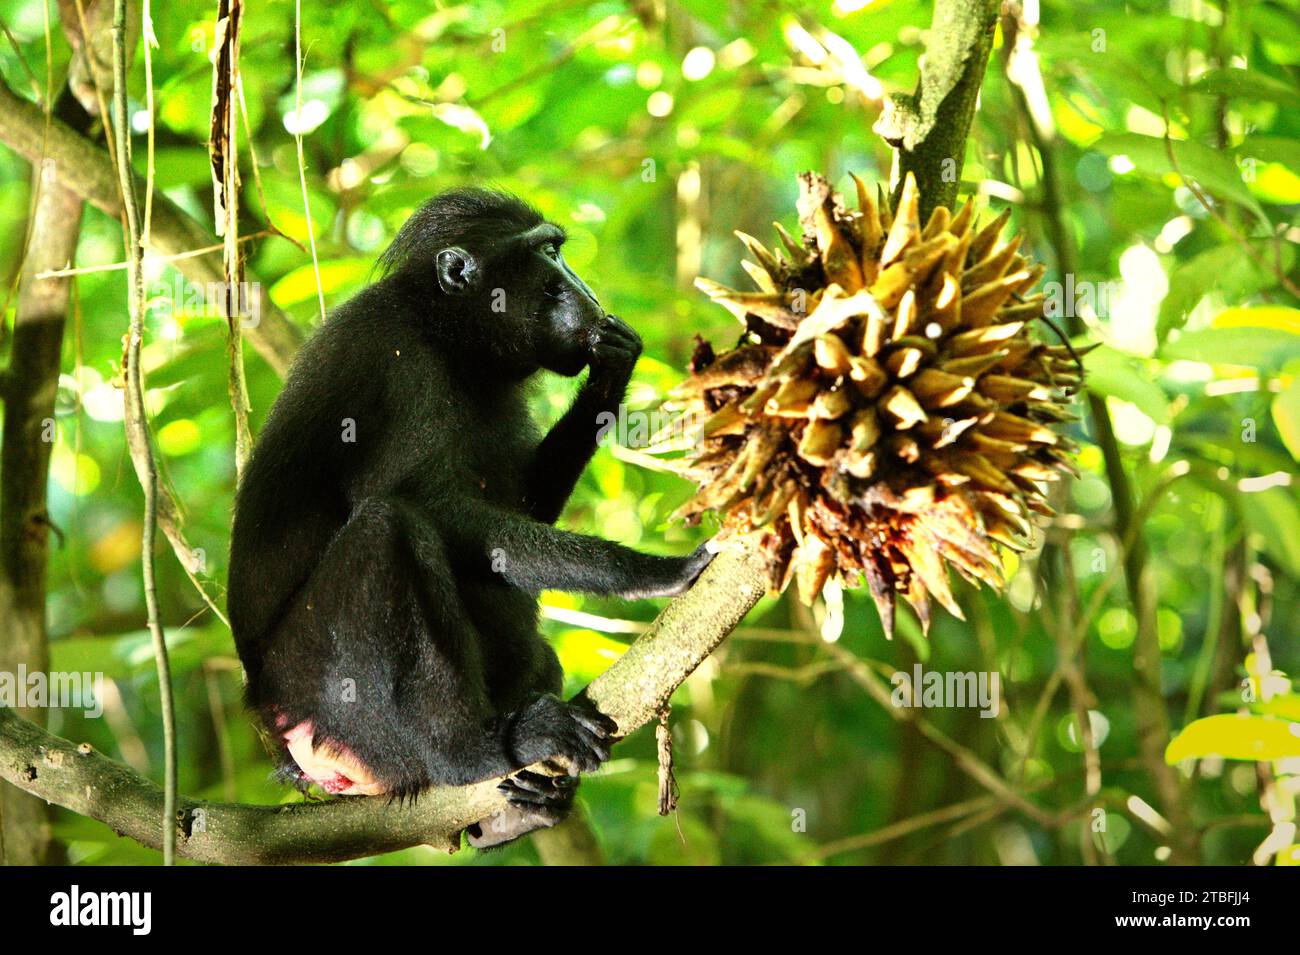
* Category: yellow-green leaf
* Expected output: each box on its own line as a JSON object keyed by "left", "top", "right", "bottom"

{"left": 1274, "top": 377, "right": 1300, "bottom": 460}
{"left": 1214, "top": 305, "right": 1300, "bottom": 335}
{"left": 269, "top": 258, "right": 372, "bottom": 308}
{"left": 551, "top": 627, "right": 629, "bottom": 684}
{"left": 1254, "top": 693, "right": 1300, "bottom": 722}
{"left": 1250, "top": 162, "right": 1300, "bottom": 205}
{"left": 1165, "top": 713, "right": 1300, "bottom": 763}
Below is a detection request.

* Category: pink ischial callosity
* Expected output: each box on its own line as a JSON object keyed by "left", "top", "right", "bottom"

{"left": 282, "top": 721, "right": 387, "bottom": 796}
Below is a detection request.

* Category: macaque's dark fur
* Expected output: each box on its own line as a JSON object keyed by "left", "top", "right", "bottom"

{"left": 227, "top": 189, "right": 710, "bottom": 835}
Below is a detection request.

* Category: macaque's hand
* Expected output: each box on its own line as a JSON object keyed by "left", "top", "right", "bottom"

{"left": 586, "top": 314, "right": 642, "bottom": 390}
{"left": 623, "top": 541, "right": 717, "bottom": 600}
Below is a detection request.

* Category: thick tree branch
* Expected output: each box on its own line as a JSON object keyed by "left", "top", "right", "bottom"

{"left": 0, "top": 72, "right": 303, "bottom": 377}
{"left": 875, "top": 0, "right": 999, "bottom": 220}
{"left": 0, "top": 542, "right": 766, "bottom": 864}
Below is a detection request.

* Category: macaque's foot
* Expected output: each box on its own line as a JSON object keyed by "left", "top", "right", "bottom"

{"left": 466, "top": 772, "right": 579, "bottom": 850}
{"left": 467, "top": 802, "right": 565, "bottom": 849}
{"left": 498, "top": 770, "right": 577, "bottom": 807}
{"left": 510, "top": 695, "right": 619, "bottom": 776}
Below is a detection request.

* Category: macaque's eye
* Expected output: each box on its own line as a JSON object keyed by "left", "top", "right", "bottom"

{"left": 542, "top": 242, "right": 561, "bottom": 261}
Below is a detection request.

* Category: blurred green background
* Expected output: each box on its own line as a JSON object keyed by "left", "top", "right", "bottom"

{"left": 0, "top": 0, "right": 1297, "bottom": 865}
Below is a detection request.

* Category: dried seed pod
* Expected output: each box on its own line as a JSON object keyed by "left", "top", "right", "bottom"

{"left": 668, "top": 171, "right": 1079, "bottom": 635}
{"left": 811, "top": 384, "right": 854, "bottom": 420}
{"left": 735, "top": 231, "right": 780, "bottom": 274}
{"left": 766, "top": 377, "right": 818, "bottom": 417}
{"left": 814, "top": 334, "right": 853, "bottom": 375}
{"left": 878, "top": 385, "right": 928, "bottom": 430}
{"left": 798, "top": 419, "right": 843, "bottom": 465}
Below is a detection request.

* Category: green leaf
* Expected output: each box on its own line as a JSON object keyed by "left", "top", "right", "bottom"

{"left": 1240, "top": 137, "right": 1300, "bottom": 173}
{"left": 1161, "top": 327, "right": 1300, "bottom": 370}
{"left": 1188, "top": 68, "right": 1300, "bottom": 104}
{"left": 1251, "top": 162, "right": 1300, "bottom": 204}
{"left": 1158, "top": 243, "right": 1296, "bottom": 339}
{"left": 132, "top": 147, "right": 211, "bottom": 188}
{"left": 430, "top": 103, "right": 492, "bottom": 150}
{"left": 1166, "top": 714, "right": 1300, "bottom": 763}
{"left": 1083, "top": 345, "right": 1170, "bottom": 424}
{"left": 49, "top": 628, "right": 232, "bottom": 681}
{"left": 1095, "top": 132, "right": 1265, "bottom": 220}
{"left": 1273, "top": 378, "right": 1300, "bottom": 460}
{"left": 1238, "top": 487, "right": 1300, "bottom": 577}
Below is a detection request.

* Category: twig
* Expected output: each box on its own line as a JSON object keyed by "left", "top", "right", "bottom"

{"left": 142, "top": 0, "right": 156, "bottom": 244}
{"left": 725, "top": 659, "right": 844, "bottom": 684}
{"left": 210, "top": 0, "right": 253, "bottom": 473}
{"left": 235, "top": 70, "right": 296, "bottom": 248}
{"left": 1047, "top": 533, "right": 1106, "bottom": 864}
{"left": 203, "top": 663, "right": 238, "bottom": 803}
{"left": 34, "top": 230, "right": 281, "bottom": 279}
{"left": 110, "top": 0, "right": 176, "bottom": 866}
{"left": 1185, "top": 510, "right": 1229, "bottom": 722}
{"left": 799, "top": 794, "right": 998, "bottom": 862}
{"left": 821, "top": 640, "right": 1055, "bottom": 827}
{"left": 293, "top": 0, "right": 326, "bottom": 324}
{"left": 1158, "top": 102, "right": 1300, "bottom": 300}
{"left": 655, "top": 708, "right": 676, "bottom": 816}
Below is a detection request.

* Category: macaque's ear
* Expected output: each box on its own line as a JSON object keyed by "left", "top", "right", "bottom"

{"left": 435, "top": 247, "right": 483, "bottom": 295}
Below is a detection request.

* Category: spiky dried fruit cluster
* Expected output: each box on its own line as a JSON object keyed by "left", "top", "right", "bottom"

{"left": 672, "top": 171, "right": 1081, "bottom": 638}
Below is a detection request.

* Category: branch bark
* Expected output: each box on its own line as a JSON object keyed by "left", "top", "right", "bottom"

{"left": 875, "top": 0, "right": 999, "bottom": 220}
{"left": 0, "top": 72, "right": 303, "bottom": 377}
{"left": 0, "top": 542, "right": 766, "bottom": 864}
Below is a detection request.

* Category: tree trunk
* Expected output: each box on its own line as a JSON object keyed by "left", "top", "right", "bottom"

{"left": 0, "top": 109, "right": 86, "bottom": 863}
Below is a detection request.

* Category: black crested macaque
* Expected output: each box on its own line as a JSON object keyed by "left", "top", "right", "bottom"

{"left": 227, "top": 189, "right": 713, "bottom": 846}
